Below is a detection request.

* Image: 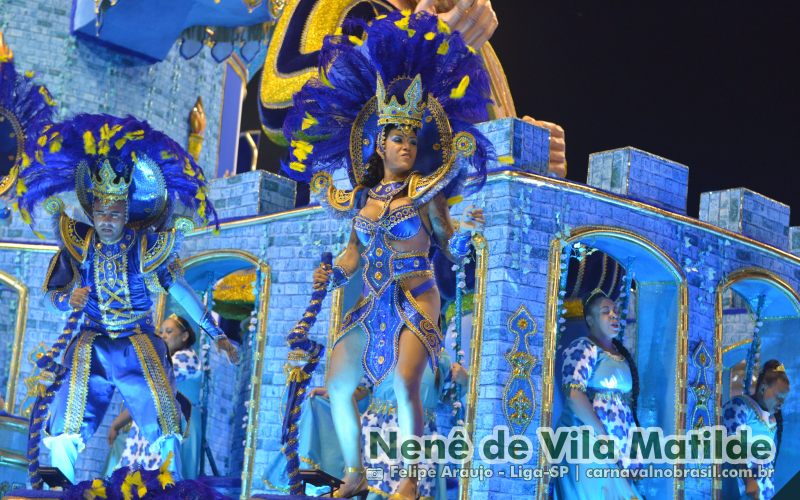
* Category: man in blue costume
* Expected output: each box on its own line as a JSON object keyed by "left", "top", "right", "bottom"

{"left": 16, "top": 114, "right": 238, "bottom": 483}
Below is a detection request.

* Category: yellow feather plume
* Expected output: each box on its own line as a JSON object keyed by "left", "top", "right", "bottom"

{"left": 121, "top": 471, "right": 147, "bottom": 500}
{"left": 450, "top": 75, "right": 470, "bottom": 99}
{"left": 158, "top": 451, "right": 176, "bottom": 488}
{"left": 301, "top": 112, "right": 318, "bottom": 131}
{"left": 83, "top": 131, "right": 96, "bottom": 155}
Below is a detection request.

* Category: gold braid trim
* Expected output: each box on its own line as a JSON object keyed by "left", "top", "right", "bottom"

{"left": 59, "top": 213, "right": 93, "bottom": 263}
{"left": 64, "top": 331, "right": 99, "bottom": 434}
{"left": 129, "top": 334, "right": 181, "bottom": 435}
{"left": 140, "top": 229, "right": 177, "bottom": 274}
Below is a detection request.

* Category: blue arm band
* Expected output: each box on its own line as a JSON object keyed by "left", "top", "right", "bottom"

{"left": 328, "top": 265, "right": 351, "bottom": 291}
{"left": 447, "top": 231, "right": 472, "bottom": 259}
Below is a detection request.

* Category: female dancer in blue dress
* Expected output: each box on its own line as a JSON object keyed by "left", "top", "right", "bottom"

{"left": 284, "top": 11, "right": 493, "bottom": 499}
{"left": 555, "top": 291, "right": 642, "bottom": 500}
{"left": 722, "top": 359, "right": 790, "bottom": 500}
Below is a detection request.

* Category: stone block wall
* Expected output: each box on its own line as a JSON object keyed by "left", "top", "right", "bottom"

{"left": 208, "top": 169, "right": 296, "bottom": 220}
{"left": 588, "top": 146, "right": 689, "bottom": 214}
{"left": 475, "top": 118, "right": 550, "bottom": 174}
{"left": 700, "top": 188, "right": 791, "bottom": 250}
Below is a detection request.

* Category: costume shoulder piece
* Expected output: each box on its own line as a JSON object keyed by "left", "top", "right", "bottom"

{"left": 140, "top": 228, "right": 179, "bottom": 274}
{"left": 310, "top": 171, "right": 365, "bottom": 217}
{"left": 57, "top": 212, "right": 94, "bottom": 263}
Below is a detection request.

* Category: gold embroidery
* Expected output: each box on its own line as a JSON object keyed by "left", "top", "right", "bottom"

{"left": 397, "top": 284, "right": 442, "bottom": 362}
{"left": 141, "top": 229, "right": 177, "bottom": 274}
{"left": 129, "top": 334, "right": 180, "bottom": 436}
{"left": 93, "top": 245, "right": 148, "bottom": 332}
{"left": 311, "top": 171, "right": 364, "bottom": 212}
{"left": 64, "top": 331, "right": 99, "bottom": 434}
{"left": 59, "top": 214, "right": 93, "bottom": 263}
{"left": 144, "top": 273, "right": 166, "bottom": 295}
{"left": 365, "top": 398, "right": 437, "bottom": 423}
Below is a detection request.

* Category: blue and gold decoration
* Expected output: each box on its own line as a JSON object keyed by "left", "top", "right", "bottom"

{"left": 689, "top": 341, "right": 712, "bottom": 430}
{"left": 502, "top": 305, "right": 538, "bottom": 435}
{"left": 282, "top": 253, "right": 329, "bottom": 495}
{"left": 0, "top": 31, "right": 56, "bottom": 200}
{"left": 14, "top": 113, "right": 217, "bottom": 232}
{"left": 15, "top": 113, "right": 221, "bottom": 488}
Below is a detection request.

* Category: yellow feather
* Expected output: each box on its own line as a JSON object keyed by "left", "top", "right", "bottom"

{"left": 291, "top": 140, "right": 313, "bottom": 161}
{"left": 424, "top": 32, "right": 436, "bottom": 41}
{"left": 301, "top": 112, "right": 318, "bottom": 131}
{"left": 38, "top": 86, "right": 56, "bottom": 106}
{"left": 289, "top": 161, "right": 306, "bottom": 172}
{"left": 498, "top": 155, "right": 515, "bottom": 165}
{"left": 437, "top": 18, "right": 451, "bottom": 34}
{"left": 319, "top": 68, "right": 334, "bottom": 88}
{"left": 348, "top": 35, "right": 363, "bottom": 46}
{"left": 450, "top": 75, "right": 470, "bottom": 99}
{"left": 49, "top": 135, "right": 63, "bottom": 153}
{"left": 83, "top": 131, "right": 96, "bottom": 155}
{"left": 437, "top": 39, "right": 449, "bottom": 55}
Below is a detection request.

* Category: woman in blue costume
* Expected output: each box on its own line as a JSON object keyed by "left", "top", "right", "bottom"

{"left": 104, "top": 314, "right": 204, "bottom": 479}
{"left": 554, "top": 292, "right": 642, "bottom": 500}
{"left": 262, "top": 353, "right": 467, "bottom": 498}
{"left": 721, "top": 359, "right": 790, "bottom": 500}
{"left": 361, "top": 350, "right": 467, "bottom": 500}
{"left": 283, "top": 11, "right": 492, "bottom": 499}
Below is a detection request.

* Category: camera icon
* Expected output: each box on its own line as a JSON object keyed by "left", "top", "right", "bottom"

{"left": 365, "top": 467, "right": 383, "bottom": 481}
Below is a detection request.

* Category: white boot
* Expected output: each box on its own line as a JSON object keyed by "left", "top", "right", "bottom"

{"left": 44, "top": 434, "right": 82, "bottom": 484}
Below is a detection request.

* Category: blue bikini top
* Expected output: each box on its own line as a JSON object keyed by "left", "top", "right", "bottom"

{"left": 354, "top": 203, "right": 424, "bottom": 245}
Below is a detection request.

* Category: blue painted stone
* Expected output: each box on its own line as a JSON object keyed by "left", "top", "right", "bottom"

{"left": 699, "top": 188, "right": 790, "bottom": 250}
{"left": 587, "top": 147, "right": 689, "bottom": 214}
{"left": 475, "top": 118, "right": 550, "bottom": 174}
{"left": 790, "top": 227, "right": 800, "bottom": 257}
{"left": 209, "top": 170, "right": 296, "bottom": 219}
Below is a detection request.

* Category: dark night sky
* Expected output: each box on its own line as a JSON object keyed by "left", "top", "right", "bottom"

{"left": 243, "top": 2, "right": 800, "bottom": 224}
{"left": 490, "top": 2, "right": 800, "bottom": 224}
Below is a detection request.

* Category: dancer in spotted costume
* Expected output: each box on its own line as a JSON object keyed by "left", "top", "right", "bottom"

{"left": 721, "top": 359, "right": 790, "bottom": 500}
{"left": 554, "top": 292, "right": 641, "bottom": 500}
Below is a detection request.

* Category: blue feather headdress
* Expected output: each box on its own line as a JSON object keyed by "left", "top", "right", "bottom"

{"left": 15, "top": 113, "right": 218, "bottom": 233}
{"left": 0, "top": 46, "right": 57, "bottom": 199}
{"left": 283, "top": 10, "right": 494, "bottom": 202}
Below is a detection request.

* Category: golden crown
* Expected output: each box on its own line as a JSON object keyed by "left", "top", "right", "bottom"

{"left": 90, "top": 159, "right": 130, "bottom": 205}
{"left": 376, "top": 73, "right": 425, "bottom": 129}
{"left": 168, "top": 313, "right": 189, "bottom": 332}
